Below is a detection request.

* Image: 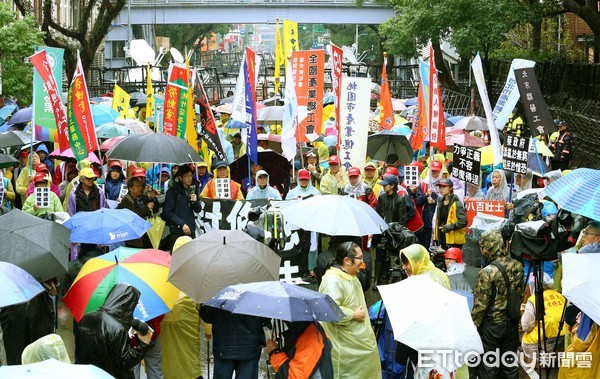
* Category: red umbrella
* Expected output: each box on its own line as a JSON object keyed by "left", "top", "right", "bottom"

{"left": 49, "top": 148, "right": 101, "bottom": 164}
{"left": 99, "top": 136, "right": 125, "bottom": 152}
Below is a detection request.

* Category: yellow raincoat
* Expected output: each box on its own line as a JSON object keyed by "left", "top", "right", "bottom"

{"left": 319, "top": 267, "right": 381, "bottom": 379}
{"left": 558, "top": 321, "right": 600, "bottom": 379}
{"left": 21, "top": 334, "right": 70, "bottom": 364}
{"left": 400, "top": 244, "right": 450, "bottom": 289}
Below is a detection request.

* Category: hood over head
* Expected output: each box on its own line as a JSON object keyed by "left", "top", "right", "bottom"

{"left": 99, "top": 282, "right": 140, "bottom": 326}
{"left": 480, "top": 229, "right": 506, "bottom": 261}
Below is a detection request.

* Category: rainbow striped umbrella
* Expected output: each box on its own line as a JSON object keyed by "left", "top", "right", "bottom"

{"left": 63, "top": 247, "right": 179, "bottom": 322}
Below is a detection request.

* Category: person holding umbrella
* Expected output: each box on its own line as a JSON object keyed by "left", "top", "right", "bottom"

{"left": 117, "top": 167, "right": 160, "bottom": 248}
{"left": 318, "top": 242, "right": 381, "bottom": 378}
{"left": 162, "top": 164, "right": 202, "bottom": 249}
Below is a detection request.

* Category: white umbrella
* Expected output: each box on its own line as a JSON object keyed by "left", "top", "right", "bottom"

{"left": 562, "top": 253, "right": 600, "bottom": 325}
{"left": 277, "top": 195, "right": 388, "bottom": 236}
{"left": 0, "top": 358, "right": 114, "bottom": 378}
{"left": 378, "top": 275, "right": 483, "bottom": 372}
{"left": 114, "top": 118, "right": 153, "bottom": 134}
{"left": 453, "top": 116, "right": 488, "bottom": 131}
{"left": 257, "top": 106, "right": 284, "bottom": 122}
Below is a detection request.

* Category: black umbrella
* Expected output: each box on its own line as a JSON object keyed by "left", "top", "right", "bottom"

{"left": 229, "top": 149, "right": 291, "bottom": 189}
{"left": 366, "top": 130, "right": 413, "bottom": 164}
{"left": 0, "top": 153, "right": 18, "bottom": 169}
{"left": 0, "top": 209, "right": 70, "bottom": 282}
{"left": 106, "top": 133, "right": 204, "bottom": 164}
{"left": 0, "top": 130, "right": 33, "bottom": 149}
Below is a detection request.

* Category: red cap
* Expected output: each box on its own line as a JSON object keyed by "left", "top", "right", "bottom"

{"left": 431, "top": 160, "right": 443, "bottom": 171}
{"left": 348, "top": 167, "right": 361, "bottom": 177}
{"left": 328, "top": 155, "right": 340, "bottom": 165}
{"left": 35, "top": 163, "right": 49, "bottom": 173}
{"left": 18, "top": 151, "right": 29, "bottom": 158}
{"left": 364, "top": 164, "right": 377, "bottom": 171}
{"left": 34, "top": 172, "right": 48, "bottom": 183}
{"left": 298, "top": 169, "right": 311, "bottom": 180}
{"left": 131, "top": 167, "right": 146, "bottom": 178}
{"left": 385, "top": 167, "right": 399, "bottom": 177}
{"left": 409, "top": 161, "right": 424, "bottom": 172}
{"left": 109, "top": 160, "right": 122, "bottom": 169}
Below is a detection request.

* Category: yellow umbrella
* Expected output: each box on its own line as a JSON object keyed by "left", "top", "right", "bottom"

{"left": 478, "top": 145, "right": 495, "bottom": 166}
{"left": 532, "top": 139, "right": 553, "bottom": 157}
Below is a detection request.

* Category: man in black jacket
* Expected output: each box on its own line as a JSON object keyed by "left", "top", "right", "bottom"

{"left": 373, "top": 174, "right": 406, "bottom": 290}
{"left": 75, "top": 283, "right": 152, "bottom": 379}
{"left": 200, "top": 306, "right": 269, "bottom": 379}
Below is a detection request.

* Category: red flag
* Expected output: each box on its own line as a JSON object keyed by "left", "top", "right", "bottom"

{"left": 379, "top": 53, "right": 394, "bottom": 130}
{"left": 411, "top": 80, "right": 427, "bottom": 151}
{"left": 428, "top": 46, "right": 446, "bottom": 150}
{"left": 331, "top": 44, "right": 343, "bottom": 149}
{"left": 29, "top": 50, "right": 69, "bottom": 152}
{"left": 163, "top": 64, "right": 189, "bottom": 137}
{"left": 66, "top": 52, "right": 99, "bottom": 161}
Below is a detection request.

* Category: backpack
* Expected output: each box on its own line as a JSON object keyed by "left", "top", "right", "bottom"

{"left": 490, "top": 260, "right": 521, "bottom": 323}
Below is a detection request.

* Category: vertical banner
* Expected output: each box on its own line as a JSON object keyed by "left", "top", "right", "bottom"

{"left": 185, "top": 61, "right": 197, "bottom": 151}
{"left": 281, "top": 61, "right": 298, "bottom": 161}
{"left": 112, "top": 84, "right": 131, "bottom": 118}
{"left": 163, "top": 63, "right": 189, "bottom": 138}
{"left": 32, "top": 46, "right": 64, "bottom": 143}
{"left": 194, "top": 72, "right": 227, "bottom": 162}
{"left": 244, "top": 48, "right": 258, "bottom": 164}
{"left": 67, "top": 52, "right": 99, "bottom": 161}
{"left": 514, "top": 67, "right": 557, "bottom": 137}
{"left": 379, "top": 53, "right": 394, "bottom": 130}
{"left": 274, "top": 20, "right": 284, "bottom": 94}
{"left": 410, "top": 60, "right": 429, "bottom": 151}
{"left": 451, "top": 145, "right": 482, "bottom": 185}
{"left": 471, "top": 54, "right": 502, "bottom": 166}
{"left": 154, "top": 94, "right": 164, "bottom": 134}
{"left": 231, "top": 51, "right": 247, "bottom": 125}
{"left": 146, "top": 64, "right": 154, "bottom": 120}
{"left": 330, "top": 44, "right": 343, "bottom": 149}
{"left": 428, "top": 46, "right": 446, "bottom": 150}
{"left": 282, "top": 20, "right": 300, "bottom": 59}
{"left": 502, "top": 135, "right": 529, "bottom": 174}
{"left": 339, "top": 77, "right": 370, "bottom": 172}
{"left": 492, "top": 59, "right": 536, "bottom": 130}
{"left": 291, "top": 50, "right": 324, "bottom": 142}
{"left": 29, "top": 49, "right": 69, "bottom": 152}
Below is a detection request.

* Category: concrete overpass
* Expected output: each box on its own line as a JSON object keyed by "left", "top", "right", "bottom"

{"left": 117, "top": 0, "right": 395, "bottom": 25}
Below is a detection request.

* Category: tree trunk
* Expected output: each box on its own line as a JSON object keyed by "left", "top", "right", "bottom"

{"left": 531, "top": 19, "right": 542, "bottom": 52}
{"left": 431, "top": 39, "right": 458, "bottom": 91}
{"left": 562, "top": 0, "right": 600, "bottom": 48}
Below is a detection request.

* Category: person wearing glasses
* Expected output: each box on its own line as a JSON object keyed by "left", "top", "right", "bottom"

{"left": 580, "top": 221, "right": 600, "bottom": 249}
{"left": 318, "top": 242, "right": 381, "bottom": 378}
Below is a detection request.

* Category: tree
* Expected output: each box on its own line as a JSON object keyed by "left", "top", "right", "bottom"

{"left": 13, "top": 0, "right": 127, "bottom": 79}
{"left": 155, "top": 24, "right": 231, "bottom": 58}
{"left": 380, "top": 0, "right": 521, "bottom": 90}
{"left": 0, "top": 3, "right": 44, "bottom": 105}
{"left": 562, "top": 0, "right": 600, "bottom": 62}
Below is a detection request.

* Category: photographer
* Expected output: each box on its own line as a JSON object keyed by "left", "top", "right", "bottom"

{"left": 75, "top": 283, "right": 153, "bottom": 379}
{"left": 162, "top": 165, "right": 201, "bottom": 250}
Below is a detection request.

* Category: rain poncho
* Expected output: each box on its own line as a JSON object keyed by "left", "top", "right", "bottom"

{"left": 246, "top": 170, "right": 282, "bottom": 200}
{"left": 558, "top": 313, "right": 600, "bottom": 379}
{"left": 21, "top": 334, "right": 70, "bottom": 364}
{"left": 285, "top": 172, "right": 321, "bottom": 199}
{"left": 484, "top": 169, "right": 510, "bottom": 203}
{"left": 15, "top": 152, "right": 40, "bottom": 203}
{"left": 217, "top": 128, "right": 234, "bottom": 163}
{"left": 317, "top": 144, "right": 330, "bottom": 170}
{"left": 319, "top": 267, "right": 381, "bottom": 379}
{"left": 22, "top": 190, "right": 64, "bottom": 217}
{"left": 400, "top": 244, "right": 450, "bottom": 289}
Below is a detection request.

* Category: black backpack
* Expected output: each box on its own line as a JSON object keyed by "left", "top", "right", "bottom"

{"left": 490, "top": 260, "right": 522, "bottom": 323}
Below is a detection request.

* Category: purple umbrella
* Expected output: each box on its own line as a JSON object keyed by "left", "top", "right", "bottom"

{"left": 7, "top": 106, "right": 33, "bottom": 125}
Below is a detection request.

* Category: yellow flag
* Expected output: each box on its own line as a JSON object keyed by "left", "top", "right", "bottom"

{"left": 146, "top": 65, "right": 154, "bottom": 120}
{"left": 185, "top": 56, "right": 198, "bottom": 151}
{"left": 274, "top": 20, "right": 284, "bottom": 94}
{"left": 283, "top": 20, "right": 300, "bottom": 59}
{"left": 112, "top": 84, "right": 130, "bottom": 118}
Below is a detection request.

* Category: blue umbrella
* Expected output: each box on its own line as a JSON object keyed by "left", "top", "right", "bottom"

{"left": 63, "top": 208, "right": 152, "bottom": 244}
{"left": 204, "top": 281, "right": 345, "bottom": 322}
{"left": 404, "top": 97, "right": 418, "bottom": 106}
{"left": 542, "top": 168, "right": 600, "bottom": 222}
{"left": 391, "top": 124, "right": 412, "bottom": 136}
{"left": 96, "top": 122, "right": 131, "bottom": 138}
{"left": 7, "top": 106, "right": 32, "bottom": 125}
{"left": 0, "top": 262, "right": 45, "bottom": 307}
{"left": 448, "top": 115, "right": 465, "bottom": 124}
{"left": 0, "top": 104, "right": 17, "bottom": 123}
{"left": 527, "top": 152, "right": 550, "bottom": 177}
{"left": 91, "top": 104, "right": 119, "bottom": 126}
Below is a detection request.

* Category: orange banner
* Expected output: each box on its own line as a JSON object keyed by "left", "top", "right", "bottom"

{"left": 291, "top": 50, "right": 324, "bottom": 142}
{"left": 465, "top": 199, "right": 505, "bottom": 228}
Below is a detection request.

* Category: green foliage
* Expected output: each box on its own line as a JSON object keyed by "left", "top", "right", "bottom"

{"left": 156, "top": 24, "right": 231, "bottom": 54}
{"left": 0, "top": 3, "right": 44, "bottom": 105}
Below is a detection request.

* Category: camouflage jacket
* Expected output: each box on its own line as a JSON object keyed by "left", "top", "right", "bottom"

{"left": 471, "top": 256, "right": 524, "bottom": 327}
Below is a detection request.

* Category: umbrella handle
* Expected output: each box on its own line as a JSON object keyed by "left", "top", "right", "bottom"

{"left": 206, "top": 339, "right": 211, "bottom": 379}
